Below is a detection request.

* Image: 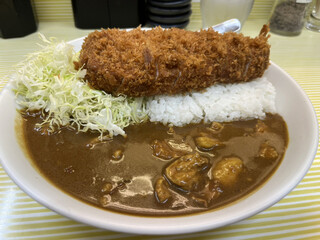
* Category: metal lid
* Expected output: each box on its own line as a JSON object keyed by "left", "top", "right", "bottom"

{"left": 296, "top": 0, "right": 312, "bottom": 3}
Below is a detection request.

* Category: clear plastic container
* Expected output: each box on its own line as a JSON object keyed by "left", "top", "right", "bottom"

{"left": 269, "top": 0, "right": 312, "bottom": 36}
{"left": 200, "top": 0, "right": 254, "bottom": 30}
{"left": 305, "top": 0, "right": 320, "bottom": 32}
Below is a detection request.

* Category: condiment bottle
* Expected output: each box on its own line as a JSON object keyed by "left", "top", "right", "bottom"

{"left": 71, "top": 0, "right": 146, "bottom": 29}
{"left": 0, "top": 0, "right": 37, "bottom": 38}
{"left": 269, "top": 0, "right": 312, "bottom": 36}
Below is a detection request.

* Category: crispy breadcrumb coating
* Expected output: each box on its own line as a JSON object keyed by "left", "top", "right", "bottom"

{"left": 75, "top": 25, "right": 270, "bottom": 97}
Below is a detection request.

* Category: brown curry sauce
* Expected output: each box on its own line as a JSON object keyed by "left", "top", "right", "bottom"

{"left": 21, "top": 112, "right": 288, "bottom": 216}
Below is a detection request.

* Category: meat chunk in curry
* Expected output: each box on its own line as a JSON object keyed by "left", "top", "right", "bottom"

{"left": 195, "top": 136, "right": 224, "bottom": 151}
{"left": 258, "top": 142, "right": 279, "bottom": 160}
{"left": 212, "top": 157, "right": 244, "bottom": 188}
{"left": 165, "top": 153, "right": 210, "bottom": 192}
{"left": 155, "top": 177, "right": 172, "bottom": 204}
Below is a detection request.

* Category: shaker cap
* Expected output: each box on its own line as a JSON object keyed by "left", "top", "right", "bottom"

{"left": 296, "top": 0, "right": 312, "bottom": 3}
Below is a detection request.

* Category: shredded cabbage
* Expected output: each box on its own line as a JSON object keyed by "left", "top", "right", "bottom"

{"left": 13, "top": 34, "right": 148, "bottom": 137}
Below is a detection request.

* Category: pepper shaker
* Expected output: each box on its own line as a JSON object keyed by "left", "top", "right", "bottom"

{"left": 269, "top": 0, "right": 312, "bottom": 36}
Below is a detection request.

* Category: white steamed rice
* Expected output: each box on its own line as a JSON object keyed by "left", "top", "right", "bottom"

{"left": 146, "top": 77, "right": 276, "bottom": 126}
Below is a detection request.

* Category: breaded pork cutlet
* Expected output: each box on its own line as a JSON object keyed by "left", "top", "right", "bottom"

{"left": 75, "top": 25, "right": 270, "bottom": 97}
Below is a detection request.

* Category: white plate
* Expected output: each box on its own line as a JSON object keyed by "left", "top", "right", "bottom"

{"left": 0, "top": 37, "right": 318, "bottom": 235}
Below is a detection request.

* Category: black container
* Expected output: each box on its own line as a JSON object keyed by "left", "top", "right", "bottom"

{"left": 0, "top": 0, "right": 37, "bottom": 38}
{"left": 148, "top": 0, "right": 191, "bottom": 8}
{"left": 72, "top": 0, "right": 146, "bottom": 29}
{"left": 148, "top": 10, "right": 191, "bottom": 24}
{"left": 148, "top": 19, "right": 189, "bottom": 28}
{"left": 146, "top": 0, "right": 191, "bottom": 28}
{"left": 148, "top": 4, "right": 191, "bottom": 15}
